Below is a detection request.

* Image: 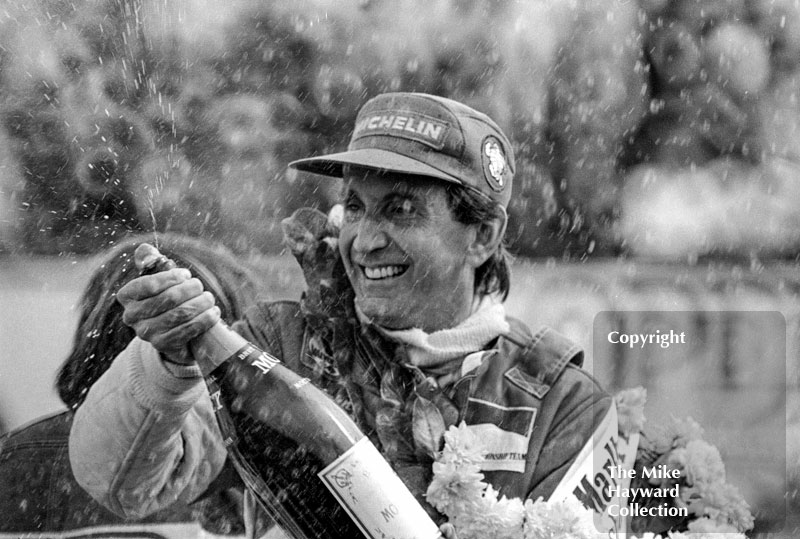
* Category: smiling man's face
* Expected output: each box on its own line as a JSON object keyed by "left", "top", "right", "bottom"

{"left": 339, "top": 170, "right": 478, "bottom": 332}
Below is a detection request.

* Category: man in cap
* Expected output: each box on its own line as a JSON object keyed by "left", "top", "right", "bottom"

{"left": 70, "top": 93, "right": 611, "bottom": 533}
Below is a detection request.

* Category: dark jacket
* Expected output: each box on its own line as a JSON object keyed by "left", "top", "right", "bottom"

{"left": 0, "top": 410, "right": 249, "bottom": 536}
{"left": 236, "top": 301, "right": 612, "bottom": 503}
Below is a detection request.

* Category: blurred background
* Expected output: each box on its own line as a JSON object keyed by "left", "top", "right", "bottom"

{"left": 1, "top": 0, "right": 799, "bottom": 535}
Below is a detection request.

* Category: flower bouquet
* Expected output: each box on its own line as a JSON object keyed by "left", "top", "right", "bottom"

{"left": 424, "top": 388, "right": 754, "bottom": 539}
{"left": 619, "top": 388, "right": 754, "bottom": 537}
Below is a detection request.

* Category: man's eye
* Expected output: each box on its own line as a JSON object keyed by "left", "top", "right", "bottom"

{"left": 343, "top": 201, "right": 363, "bottom": 219}
{"left": 390, "top": 199, "right": 416, "bottom": 216}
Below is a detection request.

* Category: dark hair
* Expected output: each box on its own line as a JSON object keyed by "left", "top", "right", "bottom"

{"left": 55, "top": 233, "right": 262, "bottom": 410}
{"left": 445, "top": 184, "right": 511, "bottom": 300}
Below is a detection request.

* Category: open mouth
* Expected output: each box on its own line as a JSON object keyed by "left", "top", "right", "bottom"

{"left": 361, "top": 265, "right": 409, "bottom": 280}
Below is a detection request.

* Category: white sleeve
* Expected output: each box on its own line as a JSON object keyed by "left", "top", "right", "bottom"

{"left": 69, "top": 337, "right": 228, "bottom": 518}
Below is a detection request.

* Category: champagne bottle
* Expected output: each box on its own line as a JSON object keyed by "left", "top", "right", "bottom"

{"left": 137, "top": 244, "right": 442, "bottom": 539}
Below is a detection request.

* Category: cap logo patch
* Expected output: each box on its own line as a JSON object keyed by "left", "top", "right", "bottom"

{"left": 352, "top": 111, "right": 448, "bottom": 150}
{"left": 482, "top": 136, "right": 506, "bottom": 192}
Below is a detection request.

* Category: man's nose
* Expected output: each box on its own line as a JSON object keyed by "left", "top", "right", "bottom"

{"left": 352, "top": 216, "right": 390, "bottom": 253}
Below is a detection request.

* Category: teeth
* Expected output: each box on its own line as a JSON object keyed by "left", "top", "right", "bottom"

{"left": 364, "top": 265, "right": 406, "bottom": 280}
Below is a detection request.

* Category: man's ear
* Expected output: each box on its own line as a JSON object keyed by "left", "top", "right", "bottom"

{"left": 466, "top": 207, "right": 507, "bottom": 268}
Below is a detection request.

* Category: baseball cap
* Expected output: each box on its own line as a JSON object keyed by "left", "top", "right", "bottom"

{"left": 288, "top": 92, "right": 515, "bottom": 207}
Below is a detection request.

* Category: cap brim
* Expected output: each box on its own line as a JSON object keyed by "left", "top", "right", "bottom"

{"left": 288, "top": 148, "right": 463, "bottom": 187}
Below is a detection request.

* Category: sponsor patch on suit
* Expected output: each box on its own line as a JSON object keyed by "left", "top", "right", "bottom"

{"left": 464, "top": 397, "right": 537, "bottom": 473}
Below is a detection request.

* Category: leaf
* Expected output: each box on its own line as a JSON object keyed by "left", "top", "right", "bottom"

{"left": 415, "top": 377, "right": 460, "bottom": 428}
{"left": 412, "top": 395, "right": 447, "bottom": 459}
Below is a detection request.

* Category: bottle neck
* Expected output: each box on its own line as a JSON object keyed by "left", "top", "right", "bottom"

{"left": 191, "top": 322, "right": 248, "bottom": 376}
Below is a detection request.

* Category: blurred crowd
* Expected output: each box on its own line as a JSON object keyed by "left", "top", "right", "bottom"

{"left": 1, "top": 0, "right": 799, "bottom": 258}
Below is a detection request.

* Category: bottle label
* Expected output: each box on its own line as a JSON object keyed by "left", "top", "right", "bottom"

{"left": 318, "top": 438, "right": 443, "bottom": 539}
{"left": 234, "top": 343, "right": 281, "bottom": 374}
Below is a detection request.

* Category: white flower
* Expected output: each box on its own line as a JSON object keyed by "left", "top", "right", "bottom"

{"left": 647, "top": 416, "right": 705, "bottom": 454}
{"left": 615, "top": 387, "right": 647, "bottom": 436}
{"left": 425, "top": 459, "right": 486, "bottom": 517}
{"left": 677, "top": 440, "right": 726, "bottom": 486}
{"left": 522, "top": 496, "right": 600, "bottom": 539}
{"left": 452, "top": 486, "right": 525, "bottom": 539}
{"left": 440, "top": 422, "right": 484, "bottom": 466}
{"left": 684, "top": 480, "right": 754, "bottom": 531}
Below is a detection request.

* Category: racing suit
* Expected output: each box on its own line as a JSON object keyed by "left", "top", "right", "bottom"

{"left": 69, "top": 299, "right": 611, "bottom": 529}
